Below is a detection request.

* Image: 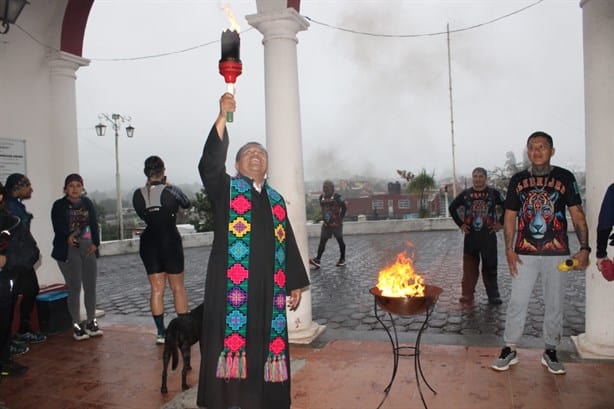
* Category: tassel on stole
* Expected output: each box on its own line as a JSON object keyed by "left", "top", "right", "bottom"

{"left": 264, "top": 354, "right": 288, "bottom": 383}
{"left": 216, "top": 351, "right": 247, "bottom": 380}
{"left": 215, "top": 351, "right": 226, "bottom": 378}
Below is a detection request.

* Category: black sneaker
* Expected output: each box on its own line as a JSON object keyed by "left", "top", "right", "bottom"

{"left": 73, "top": 323, "right": 90, "bottom": 341}
{"left": 85, "top": 319, "right": 103, "bottom": 337}
{"left": 16, "top": 330, "right": 47, "bottom": 344}
{"left": 336, "top": 259, "right": 345, "bottom": 267}
{"left": 491, "top": 346, "right": 518, "bottom": 371}
{"left": 9, "top": 340, "right": 29, "bottom": 356}
{"left": 542, "top": 349, "right": 566, "bottom": 374}
{"left": 309, "top": 258, "right": 321, "bottom": 269}
{"left": 0, "top": 360, "right": 28, "bottom": 377}
{"left": 488, "top": 297, "right": 503, "bottom": 305}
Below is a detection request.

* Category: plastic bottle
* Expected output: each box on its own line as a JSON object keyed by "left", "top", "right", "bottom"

{"left": 558, "top": 258, "right": 579, "bottom": 272}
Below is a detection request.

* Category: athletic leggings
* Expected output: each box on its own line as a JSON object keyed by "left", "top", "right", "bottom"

{"left": 57, "top": 238, "right": 98, "bottom": 324}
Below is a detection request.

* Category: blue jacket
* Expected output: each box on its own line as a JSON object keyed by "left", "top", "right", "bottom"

{"left": 5, "top": 195, "right": 33, "bottom": 230}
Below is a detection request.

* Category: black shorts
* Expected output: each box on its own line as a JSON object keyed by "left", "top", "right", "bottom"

{"left": 139, "top": 231, "right": 185, "bottom": 275}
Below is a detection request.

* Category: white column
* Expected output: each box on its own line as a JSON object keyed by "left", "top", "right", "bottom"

{"left": 47, "top": 51, "right": 101, "bottom": 321}
{"left": 41, "top": 51, "right": 90, "bottom": 284}
{"left": 572, "top": 0, "right": 614, "bottom": 359}
{"left": 247, "top": 8, "right": 325, "bottom": 343}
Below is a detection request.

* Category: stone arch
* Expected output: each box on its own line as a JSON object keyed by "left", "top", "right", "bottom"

{"left": 58, "top": 0, "right": 301, "bottom": 57}
{"left": 60, "top": 0, "right": 94, "bottom": 56}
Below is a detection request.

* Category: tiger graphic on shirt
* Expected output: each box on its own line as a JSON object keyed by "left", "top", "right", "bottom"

{"left": 517, "top": 186, "right": 566, "bottom": 253}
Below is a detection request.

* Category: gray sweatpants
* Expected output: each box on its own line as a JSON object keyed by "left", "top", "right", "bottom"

{"left": 57, "top": 238, "right": 98, "bottom": 325}
{"left": 503, "top": 255, "right": 567, "bottom": 349}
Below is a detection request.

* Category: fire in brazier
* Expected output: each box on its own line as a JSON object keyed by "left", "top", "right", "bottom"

{"left": 376, "top": 247, "right": 425, "bottom": 298}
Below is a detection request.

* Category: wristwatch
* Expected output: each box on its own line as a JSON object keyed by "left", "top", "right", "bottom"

{"left": 580, "top": 246, "right": 592, "bottom": 253}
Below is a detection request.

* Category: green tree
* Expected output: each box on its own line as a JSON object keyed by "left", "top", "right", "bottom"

{"left": 189, "top": 188, "right": 214, "bottom": 232}
{"left": 101, "top": 223, "right": 119, "bottom": 241}
{"left": 97, "top": 197, "right": 118, "bottom": 216}
{"left": 306, "top": 195, "right": 322, "bottom": 223}
{"left": 91, "top": 199, "right": 106, "bottom": 226}
{"left": 89, "top": 199, "right": 117, "bottom": 241}
{"left": 407, "top": 168, "right": 436, "bottom": 218}
{"left": 490, "top": 151, "right": 525, "bottom": 195}
{"left": 396, "top": 169, "right": 415, "bottom": 183}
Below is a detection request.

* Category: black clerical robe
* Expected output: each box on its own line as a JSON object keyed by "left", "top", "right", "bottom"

{"left": 196, "top": 125, "right": 310, "bottom": 409}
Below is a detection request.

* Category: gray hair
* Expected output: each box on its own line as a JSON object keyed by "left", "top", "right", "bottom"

{"left": 235, "top": 142, "right": 267, "bottom": 162}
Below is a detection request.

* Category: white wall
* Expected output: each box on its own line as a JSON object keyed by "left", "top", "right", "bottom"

{"left": 99, "top": 218, "right": 458, "bottom": 255}
{"left": 0, "top": 1, "right": 80, "bottom": 285}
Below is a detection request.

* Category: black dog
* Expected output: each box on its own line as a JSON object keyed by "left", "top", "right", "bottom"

{"left": 161, "top": 303, "right": 203, "bottom": 394}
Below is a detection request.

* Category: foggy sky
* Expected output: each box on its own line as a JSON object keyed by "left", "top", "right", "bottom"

{"left": 76, "top": 0, "right": 585, "bottom": 194}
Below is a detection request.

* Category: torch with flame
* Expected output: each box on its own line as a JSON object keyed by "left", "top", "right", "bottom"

{"left": 376, "top": 250, "right": 425, "bottom": 298}
{"left": 219, "top": 6, "right": 242, "bottom": 122}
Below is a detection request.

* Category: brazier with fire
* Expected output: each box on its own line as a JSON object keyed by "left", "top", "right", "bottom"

{"left": 370, "top": 249, "right": 442, "bottom": 409}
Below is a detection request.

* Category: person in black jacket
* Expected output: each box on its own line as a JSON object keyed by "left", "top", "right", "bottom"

{"left": 4, "top": 173, "right": 45, "bottom": 349}
{"left": 449, "top": 167, "right": 505, "bottom": 305}
{"left": 596, "top": 183, "right": 614, "bottom": 280}
{"left": 1, "top": 181, "right": 40, "bottom": 376}
{"left": 309, "top": 180, "right": 348, "bottom": 268}
{"left": 51, "top": 174, "right": 102, "bottom": 341}
{"left": 133, "top": 156, "right": 191, "bottom": 344}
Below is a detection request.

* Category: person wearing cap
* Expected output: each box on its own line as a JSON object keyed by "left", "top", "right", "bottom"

{"left": 51, "top": 174, "right": 102, "bottom": 341}
{"left": 132, "top": 156, "right": 191, "bottom": 344}
{"left": 4, "top": 173, "right": 46, "bottom": 346}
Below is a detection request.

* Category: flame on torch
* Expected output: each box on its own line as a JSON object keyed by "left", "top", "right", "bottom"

{"left": 219, "top": 5, "right": 242, "bottom": 122}
{"left": 376, "top": 247, "right": 425, "bottom": 298}
{"left": 223, "top": 5, "right": 240, "bottom": 32}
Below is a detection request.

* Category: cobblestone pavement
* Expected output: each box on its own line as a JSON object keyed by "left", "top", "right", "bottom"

{"left": 96, "top": 230, "right": 585, "bottom": 342}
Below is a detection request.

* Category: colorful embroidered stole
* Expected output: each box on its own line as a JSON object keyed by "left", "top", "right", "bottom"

{"left": 216, "top": 177, "right": 289, "bottom": 382}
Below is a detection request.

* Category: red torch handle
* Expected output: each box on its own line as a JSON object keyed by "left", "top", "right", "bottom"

{"left": 219, "top": 60, "right": 243, "bottom": 123}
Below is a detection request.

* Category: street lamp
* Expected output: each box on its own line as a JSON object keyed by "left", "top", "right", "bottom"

{"left": 95, "top": 113, "right": 134, "bottom": 240}
{"left": 0, "top": 0, "right": 29, "bottom": 34}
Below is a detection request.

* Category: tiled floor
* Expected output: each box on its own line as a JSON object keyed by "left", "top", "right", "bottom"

{"left": 1, "top": 320, "right": 614, "bottom": 409}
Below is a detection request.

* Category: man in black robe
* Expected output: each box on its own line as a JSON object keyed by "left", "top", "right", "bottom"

{"left": 197, "top": 93, "right": 309, "bottom": 409}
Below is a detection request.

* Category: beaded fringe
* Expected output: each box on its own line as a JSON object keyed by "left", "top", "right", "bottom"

{"left": 216, "top": 351, "right": 247, "bottom": 379}
{"left": 264, "top": 354, "right": 288, "bottom": 383}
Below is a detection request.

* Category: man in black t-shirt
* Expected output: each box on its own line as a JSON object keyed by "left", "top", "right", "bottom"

{"left": 449, "top": 167, "right": 504, "bottom": 305}
{"left": 491, "top": 131, "right": 589, "bottom": 376}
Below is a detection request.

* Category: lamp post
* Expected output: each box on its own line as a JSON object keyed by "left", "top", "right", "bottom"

{"left": 0, "top": 0, "right": 29, "bottom": 34}
{"left": 95, "top": 114, "right": 134, "bottom": 240}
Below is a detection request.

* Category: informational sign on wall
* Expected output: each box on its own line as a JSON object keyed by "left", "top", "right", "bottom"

{"left": 0, "top": 138, "right": 27, "bottom": 183}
